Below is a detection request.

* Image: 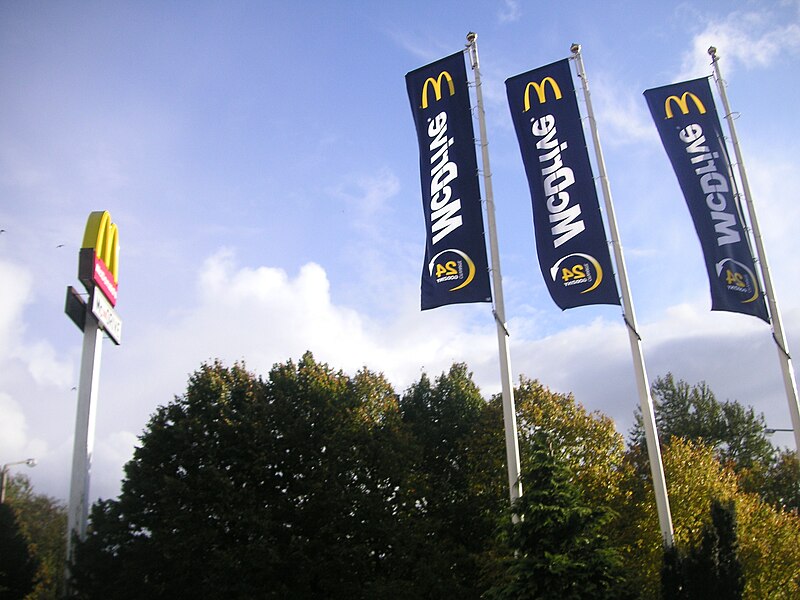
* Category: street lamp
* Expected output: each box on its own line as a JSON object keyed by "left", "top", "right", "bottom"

{"left": 0, "top": 458, "right": 37, "bottom": 503}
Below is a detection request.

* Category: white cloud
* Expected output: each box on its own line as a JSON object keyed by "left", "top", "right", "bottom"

{"left": 115, "top": 249, "right": 497, "bottom": 401}
{"left": 679, "top": 11, "right": 800, "bottom": 79}
{"left": 16, "top": 340, "right": 73, "bottom": 388}
{"left": 0, "top": 259, "right": 72, "bottom": 494}
{"left": 746, "top": 154, "right": 800, "bottom": 256}
{"left": 385, "top": 30, "right": 455, "bottom": 63}
{"left": 0, "top": 392, "right": 31, "bottom": 456}
{"left": 0, "top": 259, "right": 72, "bottom": 389}
{"left": 5, "top": 244, "right": 800, "bottom": 503}
{"left": 590, "top": 72, "right": 659, "bottom": 146}
{"left": 0, "top": 392, "right": 48, "bottom": 463}
{"left": 140, "top": 251, "right": 795, "bottom": 441}
{"left": 91, "top": 430, "right": 139, "bottom": 501}
{"left": 0, "top": 260, "right": 32, "bottom": 361}
{"left": 498, "top": 0, "right": 522, "bottom": 24}
{"left": 328, "top": 168, "right": 401, "bottom": 235}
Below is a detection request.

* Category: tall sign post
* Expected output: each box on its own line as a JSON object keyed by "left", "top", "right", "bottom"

{"left": 570, "top": 45, "right": 674, "bottom": 545}
{"left": 708, "top": 47, "right": 800, "bottom": 450}
{"left": 467, "top": 32, "right": 523, "bottom": 506}
{"left": 405, "top": 37, "right": 522, "bottom": 508}
{"left": 64, "top": 211, "right": 122, "bottom": 572}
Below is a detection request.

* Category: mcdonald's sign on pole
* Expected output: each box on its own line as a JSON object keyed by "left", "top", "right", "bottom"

{"left": 64, "top": 210, "right": 123, "bottom": 580}
{"left": 644, "top": 78, "right": 768, "bottom": 322}
{"left": 505, "top": 59, "right": 619, "bottom": 309}
{"left": 79, "top": 210, "right": 120, "bottom": 307}
{"left": 406, "top": 51, "right": 492, "bottom": 310}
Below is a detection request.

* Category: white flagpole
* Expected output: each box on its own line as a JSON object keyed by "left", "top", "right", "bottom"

{"left": 466, "top": 32, "right": 523, "bottom": 505}
{"left": 709, "top": 47, "right": 800, "bottom": 452}
{"left": 571, "top": 44, "right": 674, "bottom": 545}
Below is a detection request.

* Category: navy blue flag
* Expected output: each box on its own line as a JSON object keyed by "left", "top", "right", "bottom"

{"left": 406, "top": 51, "right": 492, "bottom": 310}
{"left": 644, "top": 78, "right": 768, "bottom": 322}
{"left": 506, "top": 59, "right": 619, "bottom": 309}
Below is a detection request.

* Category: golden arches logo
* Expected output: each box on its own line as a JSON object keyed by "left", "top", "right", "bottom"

{"left": 82, "top": 211, "right": 119, "bottom": 283}
{"left": 523, "top": 77, "right": 562, "bottom": 111}
{"left": 421, "top": 71, "right": 455, "bottom": 108}
{"left": 664, "top": 92, "right": 706, "bottom": 119}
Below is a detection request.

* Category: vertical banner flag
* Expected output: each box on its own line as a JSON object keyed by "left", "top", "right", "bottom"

{"left": 506, "top": 59, "right": 619, "bottom": 309}
{"left": 406, "top": 51, "right": 492, "bottom": 310}
{"left": 644, "top": 78, "right": 769, "bottom": 322}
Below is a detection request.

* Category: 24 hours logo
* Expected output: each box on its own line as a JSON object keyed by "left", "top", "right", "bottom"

{"left": 428, "top": 249, "right": 476, "bottom": 291}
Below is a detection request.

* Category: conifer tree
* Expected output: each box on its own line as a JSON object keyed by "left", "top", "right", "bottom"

{"left": 485, "top": 432, "right": 629, "bottom": 600}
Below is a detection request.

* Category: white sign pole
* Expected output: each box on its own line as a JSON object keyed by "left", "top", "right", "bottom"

{"left": 709, "top": 47, "right": 800, "bottom": 452}
{"left": 571, "top": 44, "right": 674, "bottom": 545}
{"left": 65, "top": 311, "right": 103, "bottom": 566}
{"left": 466, "top": 32, "right": 523, "bottom": 506}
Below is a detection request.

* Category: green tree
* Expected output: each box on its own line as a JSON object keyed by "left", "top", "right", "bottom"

{"left": 629, "top": 373, "right": 800, "bottom": 513}
{"left": 398, "top": 363, "right": 506, "bottom": 598}
{"left": 485, "top": 431, "right": 629, "bottom": 600}
{"left": 618, "top": 438, "right": 800, "bottom": 599}
{"left": 478, "top": 378, "right": 637, "bottom": 597}
{"left": 0, "top": 502, "right": 38, "bottom": 599}
{"left": 513, "top": 377, "right": 626, "bottom": 508}
{"left": 71, "top": 355, "right": 514, "bottom": 599}
{"left": 2, "top": 474, "right": 66, "bottom": 599}
{"left": 661, "top": 498, "right": 744, "bottom": 600}
{"left": 630, "top": 373, "right": 775, "bottom": 470}
{"left": 750, "top": 449, "right": 800, "bottom": 514}
{"left": 712, "top": 499, "right": 745, "bottom": 599}
{"left": 71, "top": 355, "right": 425, "bottom": 598}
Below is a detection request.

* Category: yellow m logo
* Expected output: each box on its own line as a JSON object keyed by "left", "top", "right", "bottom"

{"left": 523, "top": 77, "right": 563, "bottom": 111}
{"left": 664, "top": 92, "right": 707, "bottom": 119}
{"left": 421, "top": 71, "right": 455, "bottom": 108}
{"left": 82, "top": 211, "right": 119, "bottom": 284}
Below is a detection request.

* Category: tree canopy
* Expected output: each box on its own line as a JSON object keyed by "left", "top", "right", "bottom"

{"left": 2, "top": 474, "right": 66, "bottom": 599}
{"left": 630, "top": 373, "right": 800, "bottom": 513}
{"left": 0, "top": 502, "right": 38, "bottom": 599}
{"left": 485, "top": 432, "right": 630, "bottom": 600}
{"left": 630, "top": 373, "right": 775, "bottom": 469}
{"left": 68, "top": 357, "right": 800, "bottom": 599}
{"left": 71, "top": 356, "right": 510, "bottom": 598}
{"left": 661, "top": 498, "right": 744, "bottom": 600}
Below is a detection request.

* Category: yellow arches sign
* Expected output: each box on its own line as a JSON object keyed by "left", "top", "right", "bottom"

{"left": 79, "top": 211, "right": 120, "bottom": 306}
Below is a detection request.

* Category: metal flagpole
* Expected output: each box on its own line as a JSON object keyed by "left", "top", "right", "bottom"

{"left": 571, "top": 44, "right": 674, "bottom": 545}
{"left": 709, "top": 46, "right": 800, "bottom": 452}
{"left": 466, "top": 31, "right": 523, "bottom": 505}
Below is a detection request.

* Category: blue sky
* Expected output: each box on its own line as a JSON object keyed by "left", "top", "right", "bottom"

{"left": 3, "top": 0, "right": 800, "bottom": 501}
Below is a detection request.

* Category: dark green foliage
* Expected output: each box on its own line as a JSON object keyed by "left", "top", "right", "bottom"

{"left": 398, "top": 364, "right": 507, "bottom": 597}
{"left": 631, "top": 374, "right": 775, "bottom": 469}
{"left": 484, "top": 432, "right": 629, "bottom": 600}
{"left": 68, "top": 356, "right": 799, "bottom": 598}
{"left": 630, "top": 373, "right": 800, "bottom": 512}
{"left": 751, "top": 449, "right": 800, "bottom": 513}
{"left": 70, "top": 356, "right": 507, "bottom": 599}
{"left": 3, "top": 474, "right": 67, "bottom": 599}
{"left": 0, "top": 502, "right": 39, "bottom": 599}
{"left": 72, "top": 355, "right": 416, "bottom": 597}
{"left": 712, "top": 500, "right": 744, "bottom": 599}
{"left": 660, "top": 499, "right": 744, "bottom": 600}
{"left": 661, "top": 543, "right": 683, "bottom": 600}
